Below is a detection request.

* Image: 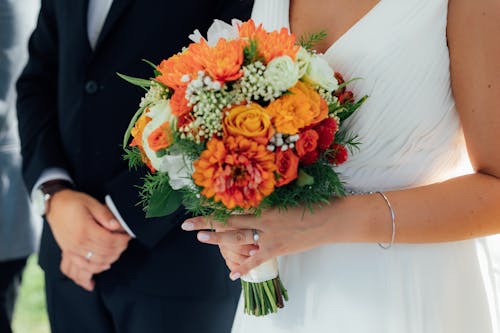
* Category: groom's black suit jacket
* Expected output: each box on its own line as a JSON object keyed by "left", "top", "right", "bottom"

{"left": 17, "top": 0, "right": 253, "bottom": 301}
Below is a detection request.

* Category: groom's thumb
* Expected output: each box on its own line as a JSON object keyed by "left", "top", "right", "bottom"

{"left": 88, "top": 200, "right": 121, "bottom": 232}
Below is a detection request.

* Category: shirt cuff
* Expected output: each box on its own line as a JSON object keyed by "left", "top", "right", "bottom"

{"left": 105, "top": 195, "right": 137, "bottom": 238}
{"left": 31, "top": 168, "right": 74, "bottom": 202}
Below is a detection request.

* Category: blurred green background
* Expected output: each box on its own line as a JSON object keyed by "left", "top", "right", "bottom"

{"left": 12, "top": 256, "right": 50, "bottom": 333}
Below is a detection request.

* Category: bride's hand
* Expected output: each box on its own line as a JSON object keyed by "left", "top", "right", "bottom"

{"left": 181, "top": 206, "right": 332, "bottom": 279}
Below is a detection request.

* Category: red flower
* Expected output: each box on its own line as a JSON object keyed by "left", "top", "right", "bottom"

{"left": 327, "top": 144, "right": 348, "bottom": 165}
{"left": 275, "top": 149, "right": 300, "bottom": 187}
{"left": 301, "top": 150, "right": 319, "bottom": 165}
{"left": 338, "top": 91, "right": 354, "bottom": 104}
{"left": 315, "top": 118, "right": 337, "bottom": 151}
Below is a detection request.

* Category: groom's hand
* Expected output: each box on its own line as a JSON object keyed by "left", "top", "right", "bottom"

{"left": 47, "top": 190, "right": 131, "bottom": 289}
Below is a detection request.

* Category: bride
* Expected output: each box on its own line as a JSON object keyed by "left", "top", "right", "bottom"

{"left": 182, "top": 0, "right": 500, "bottom": 331}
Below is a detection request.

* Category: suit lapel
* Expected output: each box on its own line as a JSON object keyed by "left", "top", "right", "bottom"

{"left": 94, "top": 0, "right": 136, "bottom": 51}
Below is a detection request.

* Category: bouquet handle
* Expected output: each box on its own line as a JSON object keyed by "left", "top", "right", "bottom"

{"left": 240, "top": 258, "right": 288, "bottom": 316}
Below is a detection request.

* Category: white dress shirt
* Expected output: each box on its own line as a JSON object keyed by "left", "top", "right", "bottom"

{"left": 33, "top": 0, "right": 136, "bottom": 238}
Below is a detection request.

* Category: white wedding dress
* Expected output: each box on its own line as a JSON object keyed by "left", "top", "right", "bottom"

{"left": 232, "top": 0, "right": 500, "bottom": 332}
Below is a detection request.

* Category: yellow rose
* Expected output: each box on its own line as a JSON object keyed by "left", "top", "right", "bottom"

{"left": 224, "top": 103, "right": 274, "bottom": 144}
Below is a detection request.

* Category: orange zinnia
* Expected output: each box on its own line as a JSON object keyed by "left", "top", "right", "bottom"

{"left": 238, "top": 19, "right": 300, "bottom": 64}
{"left": 266, "top": 81, "right": 328, "bottom": 134}
{"left": 156, "top": 51, "right": 203, "bottom": 88}
{"left": 189, "top": 39, "right": 244, "bottom": 83}
{"left": 192, "top": 136, "right": 276, "bottom": 209}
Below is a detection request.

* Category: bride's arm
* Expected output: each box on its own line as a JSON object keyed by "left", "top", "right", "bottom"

{"left": 181, "top": 0, "right": 500, "bottom": 277}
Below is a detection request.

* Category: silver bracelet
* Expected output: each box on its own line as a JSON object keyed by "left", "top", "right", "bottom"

{"left": 376, "top": 191, "right": 396, "bottom": 250}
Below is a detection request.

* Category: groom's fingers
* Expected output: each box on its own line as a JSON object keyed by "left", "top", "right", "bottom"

{"left": 60, "top": 254, "right": 95, "bottom": 292}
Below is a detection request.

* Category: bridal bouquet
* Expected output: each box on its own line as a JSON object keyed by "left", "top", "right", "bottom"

{"left": 120, "top": 19, "right": 365, "bottom": 316}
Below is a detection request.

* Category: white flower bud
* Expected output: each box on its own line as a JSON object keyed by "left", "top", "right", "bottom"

{"left": 302, "top": 54, "right": 339, "bottom": 92}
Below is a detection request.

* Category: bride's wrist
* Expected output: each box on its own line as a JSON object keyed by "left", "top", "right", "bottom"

{"left": 319, "top": 193, "right": 393, "bottom": 245}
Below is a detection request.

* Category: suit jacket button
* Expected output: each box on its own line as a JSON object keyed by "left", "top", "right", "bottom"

{"left": 85, "top": 80, "right": 99, "bottom": 94}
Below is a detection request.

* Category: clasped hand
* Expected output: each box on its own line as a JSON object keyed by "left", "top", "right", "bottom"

{"left": 47, "top": 190, "right": 131, "bottom": 291}
{"left": 182, "top": 206, "right": 330, "bottom": 280}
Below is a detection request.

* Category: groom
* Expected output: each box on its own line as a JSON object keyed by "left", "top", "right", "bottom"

{"left": 16, "top": 0, "right": 253, "bottom": 332}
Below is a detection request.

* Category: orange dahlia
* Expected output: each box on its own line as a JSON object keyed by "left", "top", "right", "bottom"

{"left": 170, "top": 86, "right": 192, "bottom": 117}
{"left": 189, "top": 39, "right": 244, "bottom": 83}
{"left": 238, "top": 19, "right": 300, "bottom": 64}
{"left": 193, "top": 136, "right": 276, "bottom": 209}
{"left": 266, "top": 81, "right": 328, "bottom": 134}
{"left": 156, "top": 51, "right": 203, "bottom": 88}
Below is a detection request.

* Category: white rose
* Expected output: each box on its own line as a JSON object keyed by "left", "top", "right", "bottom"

{"left": 264, "top": 56, "right": 300, "bottom": 92}
{"left": 302, "top": 54, "right": 338, "bottom": 92}
{"left": 142, "top": 99, "right": 176, "bottom": 171}
{"left": 157, "top": 154, "right": 195, "bottom": 190}
{"left": 189, "top": 19, "right": 241, "bottom": 46}
{"left": 295, "top": 47, "right": 311, "bottom": 78}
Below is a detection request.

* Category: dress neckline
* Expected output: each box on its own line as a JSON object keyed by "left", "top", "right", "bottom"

{"left": 285, "top": 0, "right": 385, "bottom": 55}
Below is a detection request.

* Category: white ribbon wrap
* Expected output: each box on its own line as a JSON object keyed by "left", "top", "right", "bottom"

{"left": 241, "top": 258, "right": 279, "bottom": 283}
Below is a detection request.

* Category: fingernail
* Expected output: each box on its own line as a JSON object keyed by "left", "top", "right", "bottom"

{"left": 109, "top": 219, "right": 119, "bottom": 227}
{"left": 249, "top": 250, "right": 257, "bottom": 256}
{"left": 181, "top": 222, "right": 194, "bottom": 231}
{"left": 230, "top": 272, "right": 241, "bottom": 281}
{"left": 197, "top": 232, "right": 210, "bottom": 242}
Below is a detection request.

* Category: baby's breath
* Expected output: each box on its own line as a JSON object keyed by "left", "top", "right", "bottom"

{"left": 234, "top": 62, "right": 282, "bottom": 103}
{"left": 183, "top": 71, "right": 234, "bottom": 141}
{"left": 140, "top": 81, "right": 169, "bottom": 108}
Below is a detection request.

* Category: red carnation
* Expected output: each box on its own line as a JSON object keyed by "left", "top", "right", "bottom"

{"left": 327, "top": 144, "right": 348, "bottom": 165}
{"left": 301, "top": 150, "right": 319, "bottom": 165}
{"left": 315, "top": 118, "right": 337, "bottom": 151}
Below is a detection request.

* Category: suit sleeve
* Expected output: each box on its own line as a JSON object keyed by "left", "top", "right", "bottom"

{"left": 105, "top": 168, "right": 188, "bottom": 249}
{"left": 16, "top": 0, "right": 71, "bottom": 192}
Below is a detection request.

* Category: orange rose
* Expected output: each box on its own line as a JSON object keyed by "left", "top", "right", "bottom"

{"left": 224, "top": 103, "right": 274, "bottom": 144}
{"left": 193, "top": 136, "right": 276, "bottom": 209}
{"left": 296, "top": 129, "right": 319, "bottom": 157}
{"left": 275, "top": 149, "right": 300, "bottom": 187}
{"left": 266, "top": 81, "right": 328, "bottom": 134}
{"left": 130, "top": 113, "right": 151, "bottom": 148}
{"left": 147, "top": 122, "right": 173, "bottom": 152}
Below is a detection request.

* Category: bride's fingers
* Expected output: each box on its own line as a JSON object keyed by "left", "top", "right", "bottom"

{"left": 220, "top": 244, "right": 258, "bottom": 257}
{"left": 220, "top": 248, "right": 249, "bottom": 266}
{"left": 196, "top": 229, "right": 256, "bottom": 246}
{"left": 181, "top": 216, "right": 235, "bottom": 232}
{"left": 223, "top": 258, "right": 240, "bottom": 273}
{"left": 182, "top": 215, "right": 258, "bottom": 232}
{"left": 229, "top": 253, "right": 269, "bottom": 279}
